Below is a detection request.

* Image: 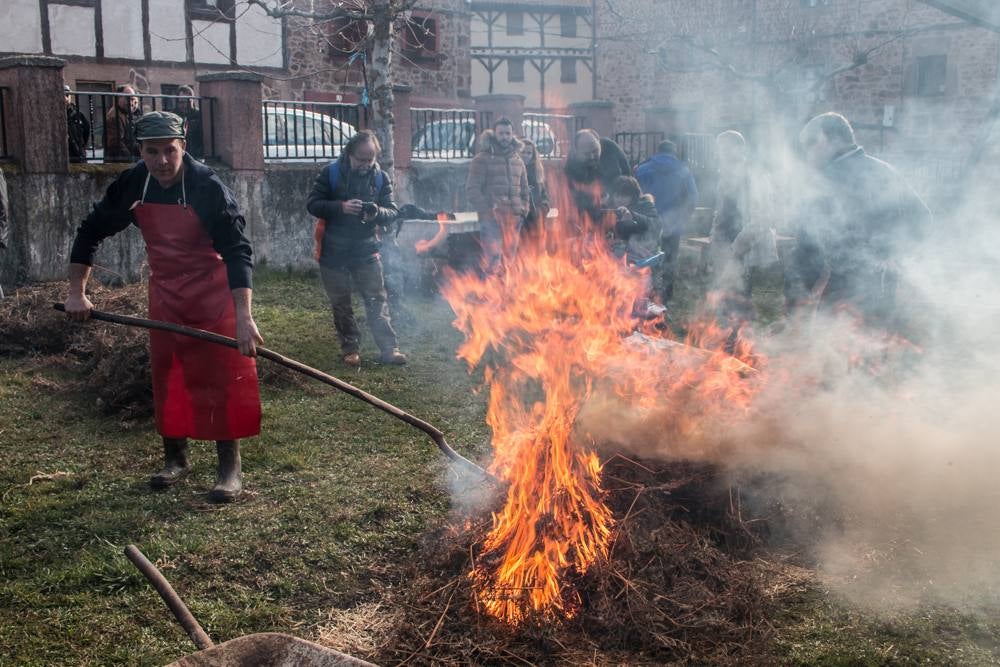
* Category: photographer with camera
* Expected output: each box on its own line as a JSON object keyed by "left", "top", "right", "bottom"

{"left": 307, "top": 130, "right": 405, "bottom": 367}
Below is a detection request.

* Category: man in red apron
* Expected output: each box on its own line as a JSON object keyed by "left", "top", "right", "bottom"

{"left": 65, "top": 111, "right": 262, "bottom": 503}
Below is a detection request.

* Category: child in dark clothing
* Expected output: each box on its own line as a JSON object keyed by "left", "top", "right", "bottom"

{"left": 607, "top": 176, "right": 666, "bottom": 319}
{"left": 607, "top": 175, "right": 660, "bottom": 264}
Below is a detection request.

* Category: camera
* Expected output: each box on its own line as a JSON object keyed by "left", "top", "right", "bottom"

{"left": 361, "top": 201, "right": 378, "bottom": 217}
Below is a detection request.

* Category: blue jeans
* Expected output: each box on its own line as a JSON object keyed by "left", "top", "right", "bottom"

{"left": 479, "top": 214, "right": 523, "bottom": 272}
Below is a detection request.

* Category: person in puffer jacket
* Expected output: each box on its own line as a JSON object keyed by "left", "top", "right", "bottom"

{"left": 465, "top": 118, "right": 529, "bottom": 270}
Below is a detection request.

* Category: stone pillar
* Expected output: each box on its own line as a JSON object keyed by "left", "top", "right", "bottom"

{"left": 196, "top": 72, "right": 265, "bottom": 262}
{"left": 392, "top": 84, "right": 413, "bottom": 170}
{"left": 474, "top": 93, "right": 525, "bottom": 132}
{"left": 569, "top": 100, "right": 615, "bottom": 140}
{"left": 0, "top": 56, "right": 68, "bottom": 174}
{"left": 196, "top": 71, "right": 264, "bottom": 171}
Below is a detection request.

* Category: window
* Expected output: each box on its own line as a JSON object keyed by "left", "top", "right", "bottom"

{"left": 560, "top": 58, "right": 577, "bottom": 83}
{"left": 560, "top": 13, "right": 577, "bottom": 38}
{"left": 403, "top": 14, "right": 438, "bottom": 56}
{"left": 917, "top": 55, "right": 947, "bottom": 96}
{"left": 188, "top": 0, "right": 235, "bottom": 20}
{"left": 506, "top": 11, "right": 523, "bottom": 36}
{"left": 508, "top": 57, "right": 525, "bottom": 83}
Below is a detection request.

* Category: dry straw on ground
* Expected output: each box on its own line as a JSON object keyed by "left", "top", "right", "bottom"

{"left": 0, "top": 282, "right": 307, "bottom": 420}
{"left": 371, "top": 458, "right": 798, "bottom": 666}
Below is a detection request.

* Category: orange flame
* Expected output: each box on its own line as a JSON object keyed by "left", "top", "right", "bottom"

{"left": 440, "top": 189, "right": 765, "bottom": 625}
{"left": 415, "top": 213, "right": 451, "bottom": 254}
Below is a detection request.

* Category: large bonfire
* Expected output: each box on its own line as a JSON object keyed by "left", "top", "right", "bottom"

{"left": 438, "top": 192, "right": 765, "bottom": 626}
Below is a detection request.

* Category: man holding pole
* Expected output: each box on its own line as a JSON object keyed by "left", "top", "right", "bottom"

{"left": 64, "top": 111, "right": 262, "bottom": 503}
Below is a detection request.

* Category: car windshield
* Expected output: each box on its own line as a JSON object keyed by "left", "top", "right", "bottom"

{"left": 415, "top": 121, "right": 473, "bottom": 151}
{"left": 264, "top": 109, "right": 348, "bottom": 147}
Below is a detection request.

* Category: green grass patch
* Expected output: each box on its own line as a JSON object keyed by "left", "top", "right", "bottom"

{"left": 1, "top": 267, "right": 998, "bottom": 665}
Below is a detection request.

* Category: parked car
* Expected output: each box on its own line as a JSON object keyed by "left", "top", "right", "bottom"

{"left": 411, "top": 117, "right": 479, "bottom": 160}
{"left": 263, "top": 106, "right": 357, "bottom": 162}
{"left": 410, "top": 117, "right": 561, "bottom": 160}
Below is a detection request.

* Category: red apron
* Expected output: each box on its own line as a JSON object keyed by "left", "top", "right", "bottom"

{"left": 133, "top": 177, "right": 261, "bottom": 440}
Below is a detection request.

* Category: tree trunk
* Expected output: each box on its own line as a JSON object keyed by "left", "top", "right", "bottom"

{"left": 369, "top": 0, "right": 395, "bottom": 180}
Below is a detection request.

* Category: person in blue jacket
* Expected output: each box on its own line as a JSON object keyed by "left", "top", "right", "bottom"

{"left": 635, "top": 140, "right": 698, "bottom": 304}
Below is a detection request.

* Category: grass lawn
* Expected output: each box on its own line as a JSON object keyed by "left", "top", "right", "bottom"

{"left": 1, "top": 264, "right": 998, "bottom": 665}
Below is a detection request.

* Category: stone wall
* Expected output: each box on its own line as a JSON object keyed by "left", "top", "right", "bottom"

{"left": 0, "top": 160, "right": 476, "bottom": 287}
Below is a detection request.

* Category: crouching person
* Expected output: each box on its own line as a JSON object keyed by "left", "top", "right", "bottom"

{"left": 65, "top": 111, "right": 262, "bottom": 503}
{"left": 307, "top": 130, "right": 405, "bottom": 367}
{"left": 608, "top": 176, "right": 663, "bottom": 315}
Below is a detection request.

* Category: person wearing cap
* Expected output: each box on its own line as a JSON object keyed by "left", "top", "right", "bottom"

{"left": 65, "top": 111, "right": 263, "bottom": 503}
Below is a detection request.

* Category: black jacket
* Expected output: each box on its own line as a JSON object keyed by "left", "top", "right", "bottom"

{"left": 67, "top": 105, "right": 91, "bottom": 163}
{"left": 70, "top": 154, "right": 254, "bottom": 289}
{"left": 789, "top": 146, "right": 932, "bottom": 312}
{"left": 565, "top": 137, "right": 631, "bottom": 219}
{"left": 306, "top": 157, "right": 398, "bottom": 266}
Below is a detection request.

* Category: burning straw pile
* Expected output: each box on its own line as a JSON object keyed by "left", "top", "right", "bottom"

{"left": 360, "top": 205, "right": 791, "bottom": 663}
{"left": 375, "top": 459, "right": 777, "bottom": 665}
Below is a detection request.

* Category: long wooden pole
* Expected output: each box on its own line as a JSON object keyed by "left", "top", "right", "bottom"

{"left": 54, "top": 304, "right": 495, "bottom": 483}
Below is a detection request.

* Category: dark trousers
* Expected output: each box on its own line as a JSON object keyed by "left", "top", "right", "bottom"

{"left": 320, "top": 257, "right": 399, "bottom": 355}
{"left": 660, "top": 233, "right": 682, "bottom": 304}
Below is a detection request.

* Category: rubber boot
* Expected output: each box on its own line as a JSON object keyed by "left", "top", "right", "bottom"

{"left": 150, "top": 438, "right": 190, "bottom": 489}
{"left": 208, "top": 440, "right": 242, "bottom": 503}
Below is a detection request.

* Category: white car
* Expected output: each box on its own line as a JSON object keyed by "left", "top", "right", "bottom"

{"left": 411, "top": 116, "right": 480, "bottom": 160}
{"left": 263, "top": 105, "right": 357, "bottom": 162}
{"left": 410, "top": 116, "right": 561, "bottom": 160}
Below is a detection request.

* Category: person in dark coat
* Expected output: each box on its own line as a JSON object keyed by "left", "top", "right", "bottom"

{"left": 564, "top": 129, "right": 631, "bottom": 223}
{"left": 66, "top": 111, "right": 262, "bottom": 503}
{"left": 307, "top": 130, "right": 405, "bottom": 367}
{"left": 65, "top": 84, "right": 91, "bottom": 163}
{"left": 607, "top": 175, "right": 660, "bottom": 262}
{"left": 635, "top": 140, "right": 698, "bottom": 304}
{"left": 789, "top": 112, "right": 932, "bottom": 327}
{"left": 519, "top": 138, "right": 550, "bottom": 237}
{"left": 104, "top": 85, "right": 141, "bottom": 162}
{"left": 175, "top": 85, "right": 204, "bottom": 160}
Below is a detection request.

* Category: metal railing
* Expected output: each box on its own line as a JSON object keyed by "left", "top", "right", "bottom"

{"left": 0, "top": 87, "right": 9, "bottom": 160}
{"left": 521, "top": 112, "right": 583, "bottom": 159}
{"left": 262, "top": 99, "right": 364, "bottom": 162}
{"left": 410, "top": 108, "right": 493, "bottom": 161}
{"left": 66, "top": 91, "right": 216, "bottom": 164}
{"left": 677, "top": 133, "right": 716, "bottom": 172}
{"left": 615, "top": 131, "right": 664, "bottom": 167}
